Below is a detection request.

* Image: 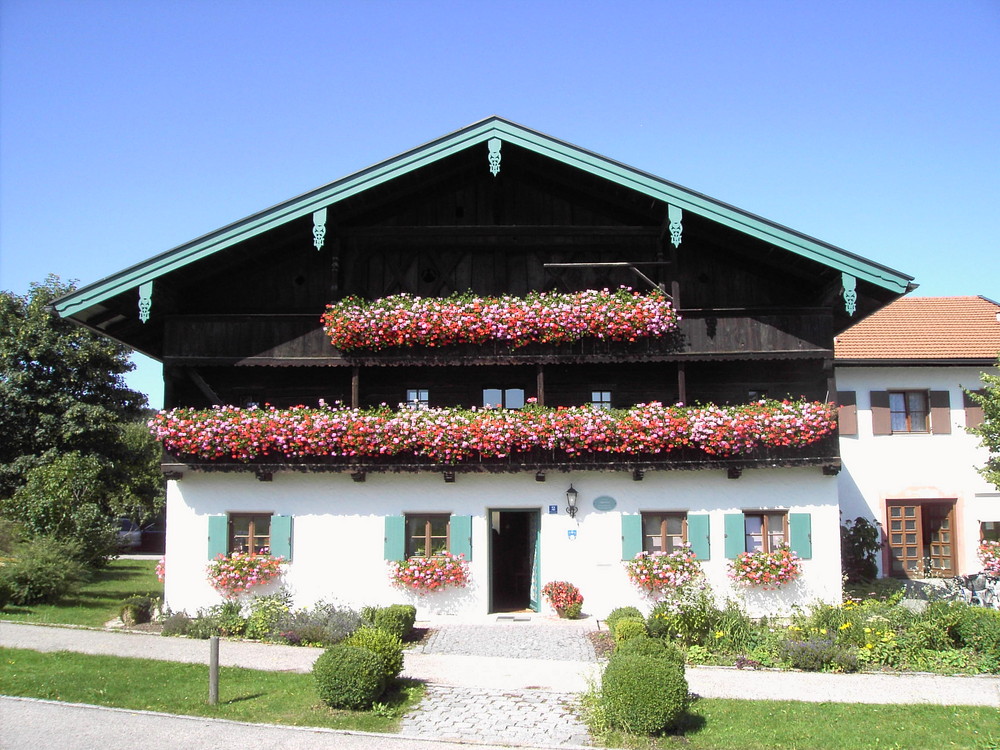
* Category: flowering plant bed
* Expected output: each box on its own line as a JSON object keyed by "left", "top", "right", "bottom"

{"left": 541, "top": 580, "right": 583, "bottom": 618}
{"left": 978, "top": 540, "right": 1000, "bottom": 575}
{"left": 321, "top": 288, "right": 678, "bottom": 351}
{"left": 207, "top": 551, "right": 285, "bottom": 598}
{"left": 729, "top": 545, "right": 802, "bottom": 588}
{"left": 149, "top": 399, "right": 836, "bottom": 464}
{"left": 625, "top": 546, "right": 703, "bottom": 596}
{"left": 389, "top": 553, "right": 469, "bottom": 592}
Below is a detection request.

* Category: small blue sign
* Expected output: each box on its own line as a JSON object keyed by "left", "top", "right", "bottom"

{"left": 548, "top": 505, "right": 559, "bottom": 514}
{"left": 568, "top": 529, "right": 578, "bottom": 540}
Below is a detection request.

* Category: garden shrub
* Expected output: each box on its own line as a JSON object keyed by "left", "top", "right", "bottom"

{"left": 647, "top": 588, "right": 719, "bottom": 646}
{"left": 186, "top": 609, "right": 223, "bottom": 639}
{"left": 215, "top": 600, "right": 247, "bottom": 637}
{"left": 119, "top": 595, "right": 154, "bottom": 626}
{"left": 160, "top": 611, "right": 192, "bottom": 637}
{"left": 245, "top": 590, "right": 292, "bottom": 640}
{"left": 363, "top": 604, "right": 417, "bottom": 640}
{"left": 0, "top": 577, "right": 12, "bottom": 610}
{"left": 713, "top": 600, "right": 755, "bottom": 654}
{"left": 953, "top": 605, "right": 1000, "bottom": 657}
{"left": 272, "top": 601, "right": 362, "bottom": 646}
{"left": 313, "top": 644, "right": 387, "bottom": 710}
{"left": 601, "top": 654, "right": 688, "bottom": 735}
{"left": 612, "top": 635, "right": 685, "bottom": 669}
{"left": 345, "top": 625, "right": 404, "bottom": 679}
{"left": 779, "top": 637, "right": 858, "bottom": 672}
{"left": 0, "top": 536, "right": 87, "bottom": 605}
{"left": 613, "top": 617, "right": 648, "bottom": 645}
{"left": 605, "top": 606, "right": 643, "bottom": 633}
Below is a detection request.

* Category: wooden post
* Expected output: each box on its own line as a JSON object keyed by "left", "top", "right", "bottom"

{"left": 677, "top": 362, "right": 687, "bottom": 405}
{"left": 209, "top": 635, "right": 219, "bottom": 705}
{"left": 351, "top": 366, "right": 360, "bottom": 408}
{"left": 536, "top": 364, "right": 545, "bottom": 406}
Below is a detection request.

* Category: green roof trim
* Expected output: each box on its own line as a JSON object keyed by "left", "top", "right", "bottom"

{"left": 53, "top": 117, "right": 913, "bottom": 318}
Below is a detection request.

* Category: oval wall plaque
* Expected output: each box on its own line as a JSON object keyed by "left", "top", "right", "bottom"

{"left": 592, "top": 495, "right": 617, "bottom": 511}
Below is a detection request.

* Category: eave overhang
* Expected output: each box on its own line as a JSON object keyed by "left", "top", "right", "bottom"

{"left": 52, "top": 116, "right": 914, "bottom": 328}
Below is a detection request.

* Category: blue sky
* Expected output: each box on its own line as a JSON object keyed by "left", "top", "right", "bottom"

{"left": 2, "top": 0, "right": 998, "bottom": 409}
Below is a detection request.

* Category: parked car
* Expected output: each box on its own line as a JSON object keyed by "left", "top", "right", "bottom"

{"left": 140, "top": 519, "right": 166, "bottom": 554}
{"left": 117, "top": 518, "right": 142, "bottom": 551}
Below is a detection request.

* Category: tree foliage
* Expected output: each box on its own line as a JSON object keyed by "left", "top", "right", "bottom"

{"left": 0, "top": 276, "right": 163, "bottom": 532}
{"left": 968, "top": 362, "right": 1000, "bottom": 491}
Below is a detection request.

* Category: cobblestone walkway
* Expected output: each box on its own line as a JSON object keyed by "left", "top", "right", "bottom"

{"left": 399, "top": 685, "right": 591, "bottom": 747}
{"left": 401, "top": 619, "right": 596, "bottom": 746}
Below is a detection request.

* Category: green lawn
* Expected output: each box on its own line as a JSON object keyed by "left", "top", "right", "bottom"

{"left": 0, "top": 557, "right": 161, "bottom": 627}
{"left": 4, "top": 648, "right": 996, "bottom": 749}
{"left": 0, "top": 648, "right": 422, "bottom": 732}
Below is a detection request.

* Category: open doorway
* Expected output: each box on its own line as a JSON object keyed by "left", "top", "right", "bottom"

{"left": 885, "top": 500, "right": 956, "bottom": 578}
{"left": 489, "top": 509, "right": 540, "bottom": 612}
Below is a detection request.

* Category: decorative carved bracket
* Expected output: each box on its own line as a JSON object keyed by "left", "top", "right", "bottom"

{"left": 842, "top": 273, "right": 857, "bottom": 316}
{"left": 668, "top": 205, "right": 683, "bottom": 248}
{"left": 313, "top": 207, "right": 328, "bottom": 251}
{"left": 138, "top": 281, "right": 153, "bottom": 323}
{"left": 487, "top": 138, "right": 502, "bottom": 176}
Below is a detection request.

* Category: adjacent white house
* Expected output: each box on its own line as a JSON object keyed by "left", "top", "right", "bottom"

{"left": 53, "top": 118, "right": 917, "bottom": 618}
{"left": 835, "top": 296, "right": 1000, "bottom": 579}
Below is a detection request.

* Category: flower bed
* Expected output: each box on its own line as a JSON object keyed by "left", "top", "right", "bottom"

{"left": 389, "top": 553, "right": 469, "bottom": 592}
{"left": 321, "top": 288, "right": 678, "bottom": 351}
{"left": 626, "top": 547, "right": 703, "bottom": 596}
{"left": 729, "top": 545, "right": 802, "bottom": 589}
{"left": 149, "top": 399, "right": 836, "bottom": 464}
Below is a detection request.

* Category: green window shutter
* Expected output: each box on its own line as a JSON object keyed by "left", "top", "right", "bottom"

{"left": 207, "top": 514, "right": 228, "bottom": 559}
{"left": 270, "top": 515, "right": 293, "bottom": 561}
{"left": 621, "top": 514, "right": 642, "bottom": 560}
{"left": 384, "top": 516, "right": 405, "bottom": 561}
{"left": 724, "top": 513, "right": 745, "bottom": 559}
{"left": 789, "top": 513, "right": 812, "bottom": 559}
{"left": 450, "top": 515, "right": 473, "bottom": 560}
{"left": 687, "top": 514, "right": 711, "bottom": 560}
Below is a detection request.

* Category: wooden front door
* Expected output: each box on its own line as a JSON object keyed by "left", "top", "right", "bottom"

{"left": 886, "top": 501, "right": 955, "bottom": 578}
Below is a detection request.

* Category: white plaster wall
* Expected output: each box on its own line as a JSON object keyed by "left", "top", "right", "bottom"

{"left": 836, "top": 365, "right": 997, "bottom": 576}
{"left": 163, "top": 467, "right": 841, "bottom": 620}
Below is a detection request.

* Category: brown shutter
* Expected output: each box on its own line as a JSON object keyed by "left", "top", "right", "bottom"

{"left": 837, "top": 391, "right": 858, "bottom": 436}
{"left": 929, "top": 390, "right": 952, "bottom": 434}
{"left": 964, "top": 390, "right": 984, "bottom": 430}
{"left": 871, "top": 391, "right": 892, "bottom": 435}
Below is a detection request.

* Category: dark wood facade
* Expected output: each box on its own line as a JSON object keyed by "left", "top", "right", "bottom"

{"left": 56, "top": 119, "right": 913, "bottom": 473}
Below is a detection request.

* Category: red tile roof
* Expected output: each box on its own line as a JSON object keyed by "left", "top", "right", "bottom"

{"left": 835, "top": 296, "right": 1000, "bottom": 361}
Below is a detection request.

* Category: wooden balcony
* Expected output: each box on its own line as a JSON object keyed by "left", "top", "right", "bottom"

{"left": 162, "top": 307, "right": 833, "bottom": 366}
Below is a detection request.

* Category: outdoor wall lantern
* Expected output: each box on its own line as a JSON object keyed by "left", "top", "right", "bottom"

{"left": 565, "top": 484, "right": 579, "bottom": 518}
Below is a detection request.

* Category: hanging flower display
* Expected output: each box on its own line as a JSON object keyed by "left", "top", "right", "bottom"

{"left": 207, "top": 551, "right": 285, "bottom": 599}
{"left": 729, "top": 545, "right": 802, "bottom": 589}
{"left": 389, "top": 553, "right": 470, "bottom": 592}
{"left": 625, "top": 546, "right": 703, "bottom": 596}
{"left": 977, "top": 540, "right": 1000, "bottom": 576}
{"left": 149, "top": 399, "right": 837, "bottom": 464}
{"left": 321, "top": 288, "right": 678, "bottom": 350}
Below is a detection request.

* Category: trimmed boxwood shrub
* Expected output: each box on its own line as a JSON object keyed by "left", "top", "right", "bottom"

{"left": 345, "top": 625, "right": 405, "bottom": 679}
{"left": 313, "top": 644, "right": 387, "bottom": 709}
{"left": 612, "top": 635, "right": 685, "bottom": 668}
{"left": 613, "top": 616, "right": 648, "bottom": 645}
{"left": 605, "top": 606, "right": 643, "bottom": 634}
{"left": 364, "top": 604, "right": 417, "bottom": 640}
{"left": 601, "top": 654, "right": 689, "bottom": 735}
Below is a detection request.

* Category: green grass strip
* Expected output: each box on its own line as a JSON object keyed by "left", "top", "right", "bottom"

{"left": 0, "top": 558, "right": 162, "bottom": 628}
{"left": 0, "top": 648, "right": 422, "bottom": 732}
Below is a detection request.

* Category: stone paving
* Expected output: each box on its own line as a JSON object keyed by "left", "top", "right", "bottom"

{"left": 400, "top": 617, "right": 597, "bottom": 747}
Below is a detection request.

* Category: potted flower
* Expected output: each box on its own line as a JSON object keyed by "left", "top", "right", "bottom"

{"left": 389, "top": 553, "right": 470, "bottom": 592}
{"left": 541, "top": 580, "right": 584, "bottom": 618}
{"left": 729, "top": 544, "right": 802, "bottom": 589}
{"left": 978, "top": 540, "right": 1000, "bottom": 575}
{"left": 625, "top": 546, "right": 703, "bottom": 596}
{"left": 207, "top": 550, "right": 285, "bottom": 599}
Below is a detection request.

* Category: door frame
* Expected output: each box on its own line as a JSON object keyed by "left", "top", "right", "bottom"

{"left": 487, "top": 508, "right": 541, "bottom": 613}
{"left": 884, "top": 498, "right": 957, "bottom": 579}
